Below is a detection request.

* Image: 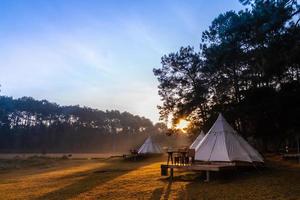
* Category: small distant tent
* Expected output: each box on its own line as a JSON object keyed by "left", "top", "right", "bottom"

{"left": 138, "top": 136, "right": 162, "bottom": 154}
{"left": 190, "top": 130, "right": 205, "bottom": 149}
{"left": 195, "top": 113, "right": 264, "bottom": 163}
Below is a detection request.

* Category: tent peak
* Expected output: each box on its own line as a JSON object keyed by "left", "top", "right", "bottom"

{"left": 216, "top": 113, "right": 226, "bottom": 121}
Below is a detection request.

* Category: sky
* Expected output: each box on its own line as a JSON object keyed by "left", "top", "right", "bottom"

{"left": 0, "top": 0, "right": 244, "bottom": 123}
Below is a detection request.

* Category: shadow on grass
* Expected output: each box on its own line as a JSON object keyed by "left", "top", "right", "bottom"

{"left": 149, "top": 181, "right": 173, "bottom": 200}
{"left": 155, "top": 167, "right": 272, "bottom": 200}
{"left": 34, "top": 158, "right": 158, "bottom": 200}
{"left": 181, "top": 165, "right": 300, "bottom": 200}
{"left": 162, "top": 165, "right": 269, "bottom": 184}
{"left": 162, "top": 181, "right": 172, "bottom": 200}
{"left": 149, "top": 187, "right": 164, "bottom": 200}
{"left": 154, "top": 160, "right": 300, "bottom": 200}
{"left": 152, "top": 173, "right": 196, "bottom": 200}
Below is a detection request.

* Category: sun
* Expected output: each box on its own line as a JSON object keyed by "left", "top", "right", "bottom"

{"left": 175, "top": 119, "right": 190, "bottom": 132}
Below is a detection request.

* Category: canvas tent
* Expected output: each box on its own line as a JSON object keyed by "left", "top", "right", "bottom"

{"left": 195, "top": 114, "right": 264, "bottom": 163}
{"left": 190, "top": 130, "right": 205, "bottom": 149}
{"left": 138, "top": 136, "right": 162, "bottom": 154}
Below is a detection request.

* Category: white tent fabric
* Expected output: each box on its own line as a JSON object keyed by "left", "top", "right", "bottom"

{"left": 195, "top": 114, "right": 264, "bottom": 163}
{"left": 190, "top": 130, "right": 205, "bottom": 149}
{"left": 138, "top": 136, "right": 162, "bottom": 154}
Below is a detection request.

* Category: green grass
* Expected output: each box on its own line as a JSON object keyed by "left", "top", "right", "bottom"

{"left": 0, "top": 155, "right": 299, "bottom": 200}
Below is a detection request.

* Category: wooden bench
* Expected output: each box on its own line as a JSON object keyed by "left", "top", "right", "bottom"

{"left": 283, "top": 153, "right": 300, "bottom": 163}
{"left": 161, "top": 163, "right": 236, "bottom": 182}
{"left": 283, "top": 153, "right": 300, "bottom": 158}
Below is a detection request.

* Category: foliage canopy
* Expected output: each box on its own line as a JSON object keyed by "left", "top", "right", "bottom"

{"left": 153, "top": 0, "right": 300, "bottom": 150}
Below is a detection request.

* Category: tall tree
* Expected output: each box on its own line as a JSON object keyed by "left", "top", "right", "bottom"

{"left": 154, "top": 0, "right": 300, "bottom": 150}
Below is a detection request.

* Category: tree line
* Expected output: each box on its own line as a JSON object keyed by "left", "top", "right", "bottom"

{"left": 0, "top": 96, "right": 168, "bottom": 153}
{"left": 153, "top": 0, "right": 300, "bottom": 151}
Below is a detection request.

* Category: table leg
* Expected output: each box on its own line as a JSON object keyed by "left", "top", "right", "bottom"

{"left": 167, "top": 153, "right": 173, "bottom": 165}
{"left": 170, "top": 168, "right": 174, "bottom": 180}
{"left": 205, "top": 171, "right": 210, "bottom": 182}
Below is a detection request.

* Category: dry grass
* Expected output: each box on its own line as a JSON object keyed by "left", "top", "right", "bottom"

{"left": 0, "top": 155, "right": 299, "bottom": 200}
{"left": 0, "top": 153, "right": 123, "bottom": 159}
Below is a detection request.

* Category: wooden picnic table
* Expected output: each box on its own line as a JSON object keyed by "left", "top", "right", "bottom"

{"left": 166, "top": 148, "right": 192, "bottom": 165}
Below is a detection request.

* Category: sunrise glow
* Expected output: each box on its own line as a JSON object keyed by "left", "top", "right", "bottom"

{"left": 175, "top": 119, "right": 190, "bottom": 132}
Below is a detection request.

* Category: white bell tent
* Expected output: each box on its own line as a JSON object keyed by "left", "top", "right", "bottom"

{"left": 190, "top": 130, "right": 205, "bottom": 149}
{"left": 138, "top": 136, "right": 162, "bottom": 154}
{"left": 195, "top": 113, "right": 264, "bottom": 163}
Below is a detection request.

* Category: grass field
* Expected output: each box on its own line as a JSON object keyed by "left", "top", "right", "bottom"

{"left": 0, "top": 153, "right": 122, "bottom": 159}
{"left": 0, "top": 155, "right": 299, "bottom": 200}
